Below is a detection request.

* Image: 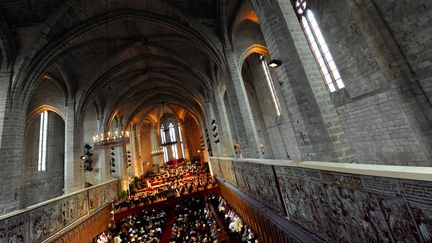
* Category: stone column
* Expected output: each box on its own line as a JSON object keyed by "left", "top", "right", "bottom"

{"left": 97, "top": 146, "right": 111, "bottom": 182}
{"left": 129, "top": 126, "right": 138, "bottom": 177}
{"left": 64, "top": 101, "right": 84, "bottom": 193}
{"left": 150, "top": 126, "right": 160, "bottom": 169}
{"left": 0, "top": 71, "right": 11, "bottom": 147}
{"left": 116, "top": 145, "right": 128, "bottom": 193}
{"left": 213, "top": 91, "right": 235, "bottom": 157}
{"left": 200, "top": 121, "right": 210, "bottom": 162}
{"left": 203, "top": 101, "right": 221, "bottom": 157}
{"left": 0, "top": 73, "right": 25, "bottom": 214}
{"left": 224, "top": 50, "right": 262, "bottom": 158}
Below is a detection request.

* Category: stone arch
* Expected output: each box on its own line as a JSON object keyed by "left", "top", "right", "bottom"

{"left": 241, "top": 53, "right": 275, "bottom": 158}
{"left": 229, "top": 0, "right": 260, "bottom": 43}
{"left": 239, "top": 44, "right": 269, "bottom": 68}
{"left": 0, "top": 14, "right": 15, "bottom": 72}
{"left": 26, "top": 77, "right": 67, "bottom": 124}
{"left": 13, "top": 8, "right": 225, "bottom": 104}
{"left": 26, "top": 105, "right": 65, "bottom": 129}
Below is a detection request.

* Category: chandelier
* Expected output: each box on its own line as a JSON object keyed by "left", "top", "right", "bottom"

{"left": 93, "top": 131, "right": 130, "bottom": 148}
{"left": 151, "top": 148, "right": 164, "bottom": 156}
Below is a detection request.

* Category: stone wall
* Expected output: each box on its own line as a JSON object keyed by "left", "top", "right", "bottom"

{"left": 305, "top": 0, "right": 432, "bottom": 165}
{"left": 372, "top": 0, "right": 432, "bottom": 105}
{"left": 248, "top": 0, "right": 350, "bottom": 162}
{"left": 211, "top": 158, "right": 432, "bottom": 242}
{"left": 23, "top": 111, "right": 65, "bottom": 207}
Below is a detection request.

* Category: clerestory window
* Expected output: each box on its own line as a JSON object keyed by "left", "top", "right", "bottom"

{"left": 38, "top": 111, "right": 48, "bottom": 171}
{"left": 294, "top": 0, "right": 345, "bottom": 92}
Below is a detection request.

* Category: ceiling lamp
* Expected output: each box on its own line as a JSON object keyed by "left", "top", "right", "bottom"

{"left": 268, "top": 59, "right": 282, "bottom": 68}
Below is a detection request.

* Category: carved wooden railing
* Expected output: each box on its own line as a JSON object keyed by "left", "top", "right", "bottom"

{"left": 210, "top": 157, "right": 432, "bottom": 242}
{"left": 0, "top": 179, "right": 118, "bottom": 242}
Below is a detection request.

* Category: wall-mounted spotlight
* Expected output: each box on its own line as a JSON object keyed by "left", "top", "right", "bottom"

{"left": 83, "top": 144, "right": 94, "bottom": 171}
{"left": 268, "top": 59, "right": 282, "bottom": 68}
{"left": 110, "top": 149, "right": 116, "bottom": 173}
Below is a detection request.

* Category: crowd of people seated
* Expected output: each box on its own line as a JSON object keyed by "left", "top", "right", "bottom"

{"left": 95, "top": 192, "right": 259, "bottom": 243}
{"left": 114, "top": 164, "right": 216, "bottom": 211}
{"left": 217, "top": 197, "right": 258, "bottom": 243}
{"left": 132, "top": 164, "right": 204, "bottom": 192}
{"left": 169, "top": 195, "right": 220, "bottom": 243}
{"left": 94, "top": 209, "right": 167, "bottom": 243}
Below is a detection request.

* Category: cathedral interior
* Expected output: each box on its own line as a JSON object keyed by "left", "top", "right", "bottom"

{"left": 0, "top": 0, "right": 432, "bottom": 242}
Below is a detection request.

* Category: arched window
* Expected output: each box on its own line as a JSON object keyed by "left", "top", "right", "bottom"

{"left": 294, "top": 0, "right": 345, "bottom": 92}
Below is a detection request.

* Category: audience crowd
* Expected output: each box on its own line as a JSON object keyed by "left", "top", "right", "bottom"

{"left": 169, "top": 195, "right": 220, "bottom": 243}
{"left": 94, "top": 208, "right": 167, "bottom": 243}
{"left": 95, "top": 193, "right": 259, "bottom": 243}
{"left": 114, "top": 165, "right": 216, "bottom": 211}
{"left": 217, "top": 197, "right": 258, "bottom": 243}
{"left": 95, "top": 162, "right": 258, "bottom": 243}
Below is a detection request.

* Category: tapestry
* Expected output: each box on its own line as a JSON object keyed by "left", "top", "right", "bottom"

{"left": 210, "top": 159, "right": 222, "bottom": 178}
{"left": 89, "top": 180, "right": 119, "bottom": 211}
{"left": 233, "top": 162, "right": 284, "bottom": 213}
{"left": 219, "top": 160, "right": 237, "bottom": 186}
{"left": 0, "top": 179, "right": 118, "bottom": 242}
{"left": 275, "top": 166, "right": 432, "bottom": 242}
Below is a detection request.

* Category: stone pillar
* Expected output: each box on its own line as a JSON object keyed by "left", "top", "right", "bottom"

{"left": 213, "top": 91, "right": 235, "bottom": 157}
{"left": 224, "top": 50, "right": 262, "bottom": 158}
{"left": 64, "top": 102, "right": 84, "bottom": 193}
{"left": 117, "top": 145, "right": 128, "bottom": 193}
{"left": 0, "top": 74, "right": 25, "bottom": 214}
{"left": 97, "top": 146, "right": 111, "bottom": 182}
{"left": 150, "top": 126, "right": 160, "bottom": 168}
{"left": 95, "top": 120, "right": 111, "bottom": 183}
{"left": 200, "top": 121, "right": 210, "bottom": 162}
{"left": 136, "top": 125, "right": 145, "bottom": 175}
{"left": 203, "top": 102, "right": 221, "bottom": 157}
{"left": 129, "top": 126, "right": 138, "bottom": 177}
{"left": 0, "top": 71, "right": 11, "bottom": 147}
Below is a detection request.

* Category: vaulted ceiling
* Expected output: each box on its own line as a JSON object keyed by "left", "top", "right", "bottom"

{"left": 0, "top": 0, "right": 257, "bottom": 129}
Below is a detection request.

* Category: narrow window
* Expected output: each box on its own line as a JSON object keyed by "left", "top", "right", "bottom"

{"left": 160, "top": 125, "right": 166, "bottom": 144}
{"left": 178, "top": 124, "right": 185, "bottom": 158}
{"left": 260, "top": 56, "right": 281, "bottom": 116}
{"left": 38, "top": 111, "right": 48, "bottom": 171}
{"left": 295, "top": 0, "right": 345, "bottom": 92}
{"left": 163, "top": 147, "right": 168, "bottom": 162}
{"left": 169, "top": 123, "right": 176, "bottom": 142}
{"left": 172, "top": 145, "right": 178, "bottom": 160}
